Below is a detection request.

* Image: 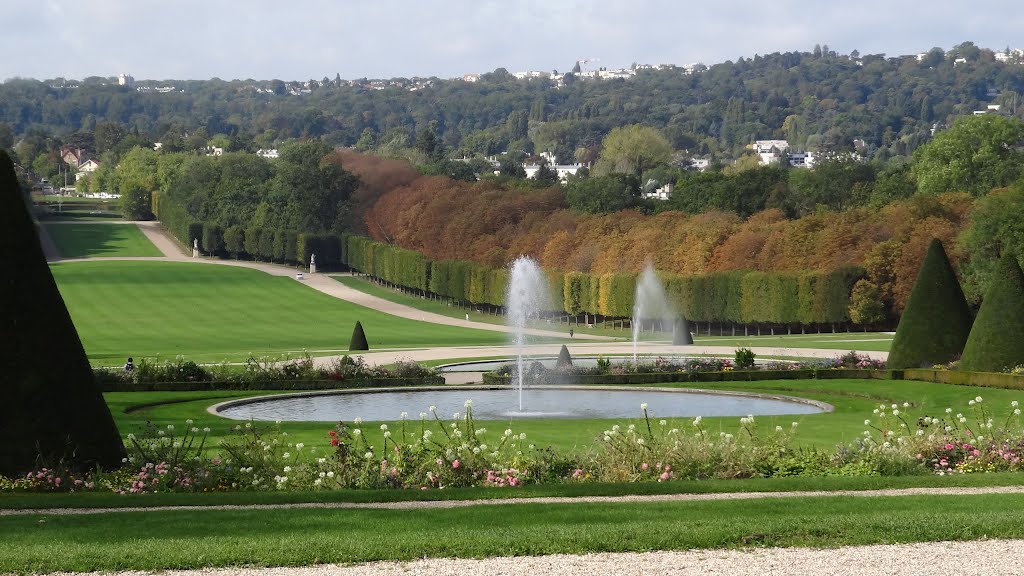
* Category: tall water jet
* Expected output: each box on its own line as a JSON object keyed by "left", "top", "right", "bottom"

{"left": 632, "top": 263, "right": 675, "bottom": 362}
{"left": 506, "top": 257, "right": 550, "bottom": 411}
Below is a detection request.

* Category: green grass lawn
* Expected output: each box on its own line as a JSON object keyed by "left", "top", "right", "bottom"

{"left": 106, "top": 378, "right": 1024, "bottom": 457}
{"left": 332, "top": 275, "right": 892, "bottom": 351}
{"left": 52, "top": 261, "right": 508, "bottom": 365}
{"left": 44, "top": 223, "right": 163, "bottom": 258}
{"left": 3, "top": 492, "right": 1024, "bottom": 572}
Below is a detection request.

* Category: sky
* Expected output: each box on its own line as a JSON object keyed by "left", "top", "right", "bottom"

{"left": 5, "top": 0, "right": 1024, "bottom": 82}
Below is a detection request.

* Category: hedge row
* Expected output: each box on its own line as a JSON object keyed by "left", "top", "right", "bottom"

{"left": 342, "top": 236, "right": 865, "bottom": 325}
{"left": 482, "top": 369, "right": 900, "bottom": 386}
{"left": 98, "top": 377, "right": 446, "bottom": 392}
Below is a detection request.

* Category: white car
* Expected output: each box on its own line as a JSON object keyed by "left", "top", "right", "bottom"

{"left": 295, "top": 273, "right": 305, "bottom": 280}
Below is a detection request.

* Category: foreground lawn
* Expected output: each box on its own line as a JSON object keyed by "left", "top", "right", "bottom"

{"left": 3, "top": 493, "right": 1024, "bottom": 572}
{"left": 52, "top": 261, "right": 507, "bottom": 365}
{"left": 109, "top": 378, "right": 1024, "bottom": 454}
{"left": 44, "top": 222, "right": 163, "bottom": 258}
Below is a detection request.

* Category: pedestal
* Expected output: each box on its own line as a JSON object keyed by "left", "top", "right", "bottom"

{"left": 192, "top": 247, "right": 199, "bottom": 258}
{"left": 310, "top": 263, "right": 317, "bottom": 274}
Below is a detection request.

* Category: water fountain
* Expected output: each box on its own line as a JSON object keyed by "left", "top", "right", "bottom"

{"left": 505, "top": 256, "right": 550, "bottom": 411}
{"left": 632, "top": 263, "right": 675, "bottom": 362}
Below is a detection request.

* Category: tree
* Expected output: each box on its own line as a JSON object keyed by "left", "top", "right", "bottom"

{"left": 565, "top": 174, "right": 636, "bottom": 214}
{"left": 349, "top": 321, "right": 369, "bottom": 351}
{"left": 0, "top": 150, "right": 126, "bottom": 476}
{"left": 593, "top": 125, "right": 673, "bottom": 179}
{"left": 957, "top": 182, "right": 1024, "bottom": 303}
{"left": 913, "top": 115, "right": 1024, "bottom": 196}
{"left": 847, "top": 280, "right": 886, "bottom": 325}
{"left": 886, "top": 239, "right": 973, "bottom": 369}
{"left": 555, "top": 344, "right": 573, "bottom": 368}
{"left": 120, "top": 188, "right": 153, "bottom": 220}
{"left": 959, "top": 252, "right": 1024, "bottom": 372}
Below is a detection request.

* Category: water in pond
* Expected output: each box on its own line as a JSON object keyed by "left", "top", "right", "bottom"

{"left": 216, "top": 387, "right": 826, "bottom": 421}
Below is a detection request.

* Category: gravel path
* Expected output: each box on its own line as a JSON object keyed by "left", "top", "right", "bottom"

{"left": 37, "top": 539, "right": 1024, "bottom": 575}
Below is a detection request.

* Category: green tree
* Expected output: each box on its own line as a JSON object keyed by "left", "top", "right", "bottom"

{"left": 957, "top": 182, "right": 1024, "bottom": 303}
{"left": 847, "top": 280, "right": 886, "bottom": 325}
{"left": 593, "top": 125, "right": 673, "bottom": 179}
{"left": 960, "top": 252, "right": 1024, "bottom": 372}
{"left": 565, "top": 174, "right": 636, "bottom": 214}
{"left": 886, "top": 239, "right": 973, "bottom": 369}
{"left": 0, "top": 150, "right": 126, "bottom": 476}
{"left": 120, "top": 188, "right": 152, "bottom": 220}
{"left": 913, "top": 115, "right": 1024, "bottom": 196}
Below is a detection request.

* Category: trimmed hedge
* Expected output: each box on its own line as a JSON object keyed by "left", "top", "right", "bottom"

{"left": 99, "top": 377, "right": 446, "bottom": 392}
{"left": 960, "top": 252, "right": 1024, "bottom": 373}
{"left": 887, "top": 239, "right": 973, "bottom": 370}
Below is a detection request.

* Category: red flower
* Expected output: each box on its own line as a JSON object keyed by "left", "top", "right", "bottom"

{"left": 328, "top": 430, "right": 337, "bottom": 437}
{"left": 330, "top": 438, "right": 339, "bottom": 446}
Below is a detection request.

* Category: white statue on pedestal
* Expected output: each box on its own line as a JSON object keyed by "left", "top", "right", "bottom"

{"left": 192, "top": 238, "right": 199, "bottom": 258}
{"left": 310, "top": 253, "right": 317, "bottom": 274}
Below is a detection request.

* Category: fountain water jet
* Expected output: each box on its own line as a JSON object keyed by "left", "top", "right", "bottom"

{"left": 505, "top": 257, "right": 550, "bottom": 411}
{"left": 632, "top": 263, "right": 675, "bottom": 362}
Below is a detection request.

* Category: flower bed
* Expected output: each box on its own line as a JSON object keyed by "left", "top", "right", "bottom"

{"left": 5, "top": 395, "right": 1024, "bottom": 494}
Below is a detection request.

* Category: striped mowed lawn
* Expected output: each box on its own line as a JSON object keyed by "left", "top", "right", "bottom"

{"left": 44, "top": 223, "right": 163, "bottom": 258}
{"left": 51, "top": 261, "right": 507, "bottom": 364}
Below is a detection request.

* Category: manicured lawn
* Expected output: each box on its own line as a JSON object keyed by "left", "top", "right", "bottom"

{"left": 52, "top": 261, "right": 507, "bottom": 365}
{"left": 3, "top": 493, "right": 1024, "bottom": 572}
{"left": 108, "top": 378, "right": 1024, "bottom": 456}
{"left": 44, "top": 223, "right": 163, "bottom": 258}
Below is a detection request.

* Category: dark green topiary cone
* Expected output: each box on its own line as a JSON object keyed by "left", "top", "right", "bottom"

{"left": 349, "top": 320, "right": 369, "bottom": 351}
{"left": 0, "top": 150, "right": 126, "bottom": 476}
{"left": 887, "top": 239, "right": 973, "bottom": 369}
{"left": 673, "top": 317, "right": 694, "bottom": 345}
{"left": 960, "top": 252, "right": 1024, "bottom": 372}
{"left": 555, "top": 344, "right": 573, "bottom": 368}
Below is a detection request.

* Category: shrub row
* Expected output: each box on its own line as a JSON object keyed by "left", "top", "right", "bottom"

{"left": 342, "top": 236, "right": 865, "bottom": 325}
{"left": 99, "top": 377, "right": 446, "bottom": 392}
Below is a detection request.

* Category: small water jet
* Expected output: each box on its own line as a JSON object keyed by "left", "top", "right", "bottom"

{"left": 632, "top": 263, "right": 676, "bottom": 362}
{"left": 505, "top": 256, "right": 550, "bottom": 411}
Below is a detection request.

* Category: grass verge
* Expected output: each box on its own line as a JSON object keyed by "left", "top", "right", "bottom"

{"left": 44, "top": 222, "right": 163, "bottom": 258}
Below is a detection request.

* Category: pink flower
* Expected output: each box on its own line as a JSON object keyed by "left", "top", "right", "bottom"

{"left": 211, "top": 457, "right": 222, "bottom": 465}
{"left": 452, "top": 460, "right": 460, "bottom": 469}
{"left": 54, "top": 477, "right": 61, "bottom": 486}
{"left": 572, "top": 469, "right": 583, "bottom": 478}
{"left": 944, "top": 443, "right": 954, "bottom": 450}
{"left": 641, "top": 463, "right": 649, "bottom": 470}
{"left": 660, "top": 472, "right": 670, "bottom": 481}
{"left": 436, "top": 458, "right": 443, "bottom": 466}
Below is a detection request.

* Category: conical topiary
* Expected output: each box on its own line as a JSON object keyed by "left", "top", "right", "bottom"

{"left": 672, "top": 317, "right": 694, "bottom": 345}
{"left": 959, "top": 252, "right": 1024, "bottom": 372}
{"left": 0, "top": 150, "right": 126, "bottom": 476}
{"left": 349, "top": 321, "right": 369, "bottom": 351}
{"left": 887, "top": 239, "right": 973, "bottom": 369}
{"left": 555, "top": 344, "right": 573, "bottom": 368}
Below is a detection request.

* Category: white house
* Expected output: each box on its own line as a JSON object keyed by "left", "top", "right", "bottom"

{"left": 257, "top": 148, "right": 279, "bottom": 159}
{"left": 995, "top": 48, "right": 1024, "bottom": 63}
{"left": 641, "top": 182, "right": 673, "bottom": 201}
{"left": 753, "top": 140, "right": 789, "bottom": 165}
{"left": 75, "top": 159, "right": 100, "bottom": 181}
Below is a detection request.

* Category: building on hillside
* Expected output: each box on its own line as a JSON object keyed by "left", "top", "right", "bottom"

{"left": 641, "top": 182, "right": 673, "bottom": 201}
{"left": 753, "top": 140, "right": 790, "bottom": 165}
{"left": 75, "top": 159, "right": 100, "bottom": 181}
{"left": 995, "top": 48, "right": 1024, "bottom": 63}
{"left": 462, "top": 73, "right": 480, "bottom": 82}
{"left": 60, "top": 147, "right": 86, "bottom": 168}
{"left": 118, "top": 74, "right": 135, "bottom": 88}
{"left": 256, "top": 148, "right": 279, "bottom": 159}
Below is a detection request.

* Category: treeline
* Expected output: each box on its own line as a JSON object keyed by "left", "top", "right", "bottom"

{"left": 344, "top": 235, "right": 866, "bottom": 328}
{"left": 5, "top": 42, "right": 1024, "bottom": 183}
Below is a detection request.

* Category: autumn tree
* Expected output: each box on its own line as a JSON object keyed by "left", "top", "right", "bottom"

{"left": 592, "top": 125, "right": 673, "bottom": 179}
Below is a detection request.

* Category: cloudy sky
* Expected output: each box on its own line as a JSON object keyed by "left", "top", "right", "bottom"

{"left": 5, "top": 0, "right": 1023, "bottom": 81}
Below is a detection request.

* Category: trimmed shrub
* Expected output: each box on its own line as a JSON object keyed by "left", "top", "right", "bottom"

{"left": 223, "top": 225, "right": 245, "bottom": 258}
{"left": 202, "top": 223, "right": 224, "bottom": 256}
{"left": 349, "top": 321, "right": 369, "bottom": 351}
{"left": 672, "top": 317, "right": 693, "bottom": 345}
{"left": 888, "top": 239, "right": 973, "bottom": 369}
{"left": 0, "top": 150, "right": 126, "bottom": 476}
{"left": 556, "top": 344, "right": 573, "bottom": 368}
{"left": 960, "top": 252, "right": 1024, "bottom": 372}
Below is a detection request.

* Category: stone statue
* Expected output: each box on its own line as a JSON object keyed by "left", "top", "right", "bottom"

{"left": 193, "top": 238, "right": 198, "bottom": 250}
{"left": 310, "top": 253, "right": 316, "bottom": 266}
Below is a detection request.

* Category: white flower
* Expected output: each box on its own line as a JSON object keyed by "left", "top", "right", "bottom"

{"left": 473, "top": 447, "right": 480, "bottom": 454}
{"left": 891, "top": 404, "right": 897, "bottom": 410}
{"left": 1013, "top": 401, "right": 1020, "bottom": 408}
{"left": 429, "top": 406, "right": 437, "bottom": 412}
{"left": 692, "top": 416, "right": 702, "bottom": 426}
{"left": 166, "top": 424, "right": 175, "bottom": 431}
{"left": 317, "top": 458, "right": 326, "bottom": 464}
{"left": 400, "top": 412, "right": 408, "bottom": 419}
{"left": 864, "top": 419, "right": 872, "bottom": 425}
{"left": 185, "top": 419, "right": 194, "bottom": 425}
{"left": 505, "top": 429, "right": 513, "bottom": 436}
{"left": 314, "top": 478, "right": 322, "bottom": 486}
{"left": 946, "top": 408, "right": 953, "bottom": 414}
{"left": 776, "top": 426, "right": 783, "bottom": 432}
{"left": 659, "top": 420, "right": 667, "bottom": 426}
{"left": 603, "top": 435, "right": 611, "bottom": 442}
{"left": 479, "top": 444, "right": 487, "bottom": 451}
{"left": 917, "top": 430, "right": 925, "bottom": 436}
{"left": 464, "top": 399, "right": 473, "bottom": 408}
{"left": 172, "top": 441, "right": 182, "bottom": 448}
{"left": 203, "top": 427, "right": 211, "bottom": 433}
{"left": 1015, "top": 409, "right": 1021, "bottom": 416}
{"left": 283, "top": 452, "right": 291, "bottom": 459}
{"left": 959, "top": 417, "right": 967, "bottom": 423}
{"left": 283, "top": 466, "right": 291, "bottom": 473}
{"left": 969, "top": 400, "right": 976, "bottom": 406}
{"left": 383, "top": 431, "right": 392, "bottom": 438}
{"left": 420, "top": 412, "right": 428, "bottom": 419}
{"left": 354, "top": 418, "right": 363, "bottom": 425}
{"left": 873, "top": 409, "right": 880, "bottom": 414}
{"left": 127, "top": 433, "right": 136, "bottom": 440}
{"left": 640, "top": 403, "right": 648, "bottom": 411}
{"left": 628, "top": 424, "right": 636, "bottom": 432}
{"left": 976, "top": 396, "right": 983, "bottom": 403}
{"left": 379, "top": 424, "right": 387, "bottom": 431}
{"left": 326, "top": 471, "right": 335, "bottom": 478}
{"left": 364, "top": 452, "right": 373, "bottom": 459}
{"left": 423, "top": 430, "right": 433, "bottom": 439}
{"left": 977, "top": 435, "right": 985, "bottom": 442}
{"left": 353, "top": 429, "right": 362, "bottom": 436}
{"left": 902, "top": 402, "right": 910, "bottom": 408}
{"left": 636, "top": 437, "right": 645, "bottom": 445}
{"left": 892, "top": 409, "right": 900, "bottom": 416}
{"left": 191, "top": 427, "right": 199, "bottom": 433}
{"left": 245, "top": 422, "right": 252, "bottom": 429}
{"left": 295, "top": 443, "right": 304, "bottom": 450}
{"left": 319, "top": 471, "right": 326, "bottom": 478}
{"left": 519, "top": 433, "right": 527, "bottom": 440}
{"left": 157, "top": 431, "right": 165, "bottom": 437}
